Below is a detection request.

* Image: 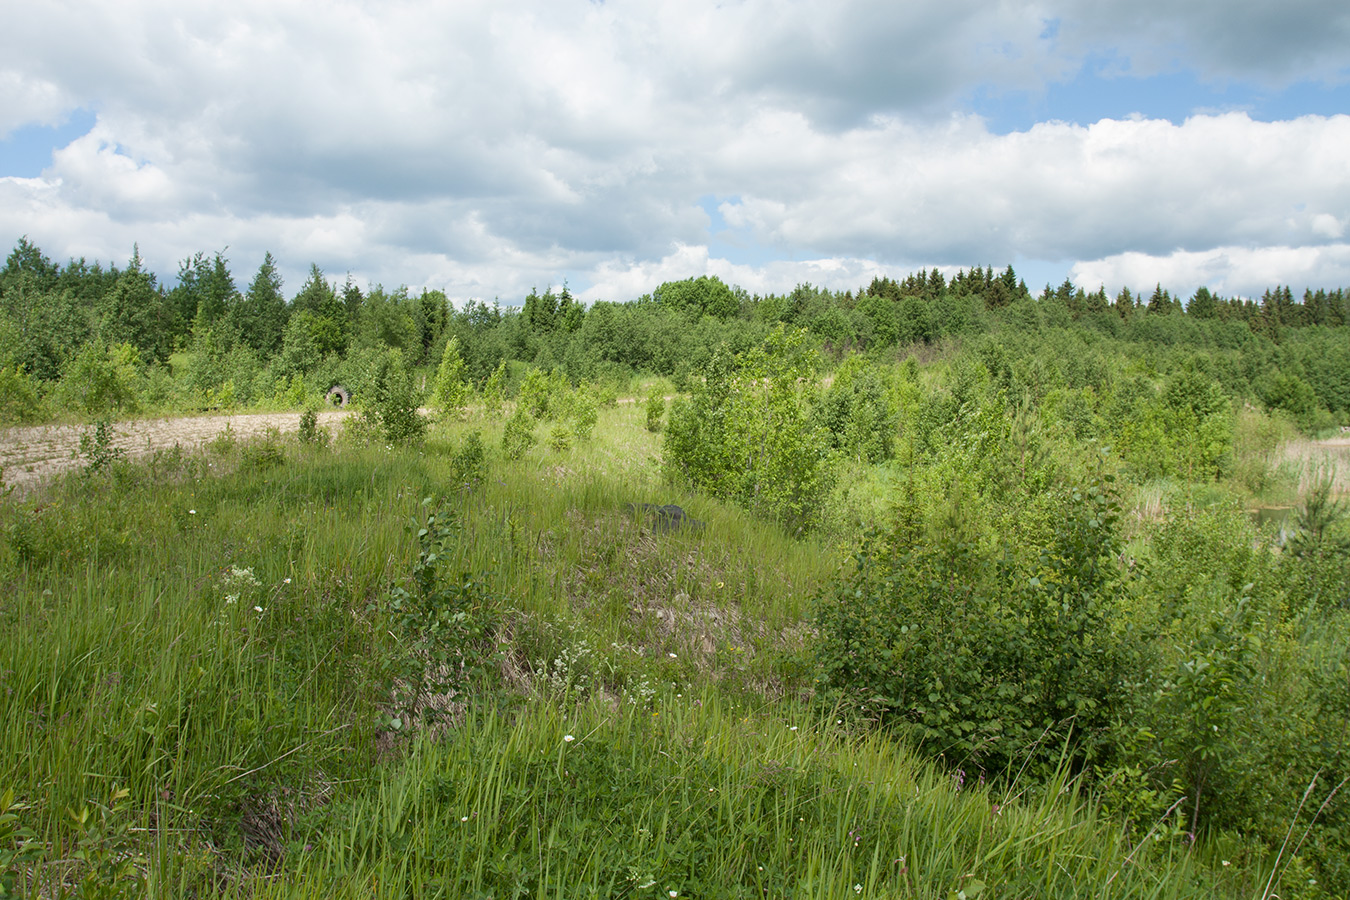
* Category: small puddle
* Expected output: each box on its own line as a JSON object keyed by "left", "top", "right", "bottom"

{"left": 1249, "top": 506, "right": 1293, "bottom": 530}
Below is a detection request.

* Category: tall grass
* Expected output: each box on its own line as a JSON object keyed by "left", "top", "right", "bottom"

{"left": 239, "top": 691, "right": 1214, "bottom": 899}
{"left": 0, "top": 405, "right": 1261, "bottom": 897}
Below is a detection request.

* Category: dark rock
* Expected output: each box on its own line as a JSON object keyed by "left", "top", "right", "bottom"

{"left": 625, "top": 502, "right": 705, "bottom": 533}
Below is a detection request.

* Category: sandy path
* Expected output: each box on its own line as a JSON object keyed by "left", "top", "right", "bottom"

{"left": 0, "top": 409, "right": 353, "bottom": 494}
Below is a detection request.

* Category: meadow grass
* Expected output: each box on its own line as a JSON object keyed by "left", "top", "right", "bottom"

{"left": 0, "top": 404, "right": 1267, "bottom": 897}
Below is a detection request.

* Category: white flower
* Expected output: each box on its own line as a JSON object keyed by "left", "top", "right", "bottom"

{"left": 188, "top": 509, "right": 196, "bottom": 515}
{"left": 790, "top": 726, "right": 798, "bottom": 731}
{"left": 254, "top": 605, "right": 263, "bottom": 613}
{"left": 669, "top": 892, "right": 678, "bottom": 898}
{"left": 564, "top": 734, "right": 574, "bottom": 742}
{"left": 283, "top": 577, "right": 291, "bottom": 584}
{"left": 668, "top": 652, "right": 677, "bottom": 658}
{"left": 854, "top": 885, "right": 863, "bottom": 894}
{"left": 461, "top": 816, "right": 469, "bottom": 822}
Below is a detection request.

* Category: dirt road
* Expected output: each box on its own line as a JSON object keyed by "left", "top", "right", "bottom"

{"left": 0, "top": 409, "right": 353, "bottom": 494}
{"left": 4, "top": 408, "right": 1344, "bottom": 498}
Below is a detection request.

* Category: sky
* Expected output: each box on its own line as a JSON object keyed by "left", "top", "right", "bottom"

{"left": 2, "top": 0, "right": 1349, "bottom": 306}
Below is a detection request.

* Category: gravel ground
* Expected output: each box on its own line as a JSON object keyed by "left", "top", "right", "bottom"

{"left": 0, "top": 409, "right": 353, "bottom": 494}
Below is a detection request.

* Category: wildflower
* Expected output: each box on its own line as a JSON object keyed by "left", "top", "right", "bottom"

{"left": 668, "top": 652, "right": 677, "bottom": 658}
{"left": 188, "top": 509, "right": 197, "bottom": 515}
{"left": 283, "top": 577, "right": 291, "bottom": 584}
{"left": 253, "top": 605, "right": 263, "bottom": 613}
{"left": 1222, "top": 860, "right": 1230, "bottom": 867}
{"left": 564, "top": 734, "right": 574, "bottom": 742}
{"left": 461, "top": 816, "right": 469, "bottom": 822}
{"left": 790, "top": 725, "right": 798, "bottom": 731}
{"left": 669, "top": 892, "right": 678, "bottom": 898}
{"left": 854, "top": 885, "right": 863, "bottom": 894}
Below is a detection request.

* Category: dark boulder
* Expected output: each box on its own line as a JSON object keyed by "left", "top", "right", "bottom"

{"left": 625, "top": 502, "right": 705, "bottom": 533}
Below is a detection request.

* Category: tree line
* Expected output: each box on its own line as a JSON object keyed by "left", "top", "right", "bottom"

{"left": 2, "top": 236, "right": 1348, "bottom": 427}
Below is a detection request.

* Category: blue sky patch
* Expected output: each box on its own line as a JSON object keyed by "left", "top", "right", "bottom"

{"left": 971, "top": 62, "right": 1350, "bottom": 134}
{"left": 699, "top": 194, "right": 786, "bottom": 268}
{"left": 0, "top": 110, "right": 97, "bottom": 178}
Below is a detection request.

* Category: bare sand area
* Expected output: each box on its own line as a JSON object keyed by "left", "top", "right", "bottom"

{"left": 0, "top": 409, "right": 352, "bottom": 494}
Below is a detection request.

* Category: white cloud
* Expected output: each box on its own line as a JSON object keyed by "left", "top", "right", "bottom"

{"left": 1072, "top": 244, "right": 1350, "bottom": 299}
{"left": 0, "top": 72, "right": 75, "bottom": 136}
{"left": 710, "top": 112, "right": 1350, "bottom": 263}
{"left": 2, "top": 1, "right": 1349, "bottom": 303}
{"left": 580, "top": 243, "right": 902, "bottom": 302}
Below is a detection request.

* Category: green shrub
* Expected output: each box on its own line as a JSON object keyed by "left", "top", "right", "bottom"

{"left": 569, "top": 386, "right": 599, "bottom": 441}
{"left": 518, "top": 367, "right": 556, "bottom": 419}
{"left": 58, "top": 342, "right": 142, "bottom": 416}
{"left": 816, "top": 356, "right": 896, "bottom": 464}
{"left": 431, "top": 336, "right": 470, "bottom": 419}
{"left": 813, "top": 472, "right": 1133, "bottom": 777}
{"left": 368, "top": 349, "right": 426, "bottom": 446}
{"left": 384, "top": 501, "right": 501, "bottom": 729}
{"left": 0, "top": 364, "right": 43, "bottom": 423}
{"left": 78, "top": 418, "right": 127, "bottom": 475}
{"left": 297, "top": 405, "right": 328, "bottom": 447}
{"left": 502, "top": 407, "right": 537, "bottom": 460}
{"left": 664, "top": 326, "right": 836, "bottom": 532}
{"left": 449, "top": 431, "right": 487, "bottom": 488}
{"left": 481, "top": 360, "right": 508, "bottom": 418}
{"left": 547, "top": 423, "right": 572, "bottom": 452}
{"left": 644, "top": 388, "right": 665, "bottom": 433}
{"left": 240, "top": 433, "right": 286, "bottom": 474}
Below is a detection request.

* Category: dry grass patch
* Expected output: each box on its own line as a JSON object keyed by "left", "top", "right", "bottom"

{"left": 1277, "top": 436, "right": 1350, "bottom": 496}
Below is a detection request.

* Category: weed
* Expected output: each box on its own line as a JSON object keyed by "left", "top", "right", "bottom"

{"left": 207, "top": 422, "right": 237, "bottom": 456}
{"left": 78, "top": 418, "right": 127, "bottom": 475}
{"left": 384, "top": 500, "right": 502, "bottom": 730}
{"left": 240, "top": 435, "right": 286, "bottom": 473}
{"left": 0, "top": 787, "right": 42, "bottom": 897}
{"left": 297, "top": 406, "right": 329, "bottom": 447}
{"left": 66, "top": 786, "right": 147, "bottom": 899}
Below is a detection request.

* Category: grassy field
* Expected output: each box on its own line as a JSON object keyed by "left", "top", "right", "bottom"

{"left": 0, "top": 401, "right": 1300, "bottom": 897}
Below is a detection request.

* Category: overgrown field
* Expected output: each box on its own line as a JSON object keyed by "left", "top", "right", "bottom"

{"left": 4, "top": 242, "right": 1350, "bottom": 897}
{"left": 2, "top": 385, "right": 1345, "bottom": 898}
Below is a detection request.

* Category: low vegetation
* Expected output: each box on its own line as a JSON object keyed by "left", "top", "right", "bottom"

{"left": 2, "top": 237, "right": 1349, "bottom": 896}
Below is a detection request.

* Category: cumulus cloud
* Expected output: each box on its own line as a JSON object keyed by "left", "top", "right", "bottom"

{"left": 713, "top": 112, "right": 1350, "bottom": 262}
{"left": 0, "top": 72, "right": 75, "bottom": 136}
{"left": 1072, "top": 243, "right": 1350, "bottom": 299}
{"left": 2, "top": 1, "right": 1348, "bottom": 302}
{"left": 579, "top": 242, "right": 901, "bottom": 302}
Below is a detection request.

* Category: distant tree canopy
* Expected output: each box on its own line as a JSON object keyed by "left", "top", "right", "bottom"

{"left": 2, "top": 236, "right": 1349, "bottom": 426}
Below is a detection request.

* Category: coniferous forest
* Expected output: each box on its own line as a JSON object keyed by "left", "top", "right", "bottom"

{"left": 2, "top": 236, "right": 1349, "bottom": 898}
